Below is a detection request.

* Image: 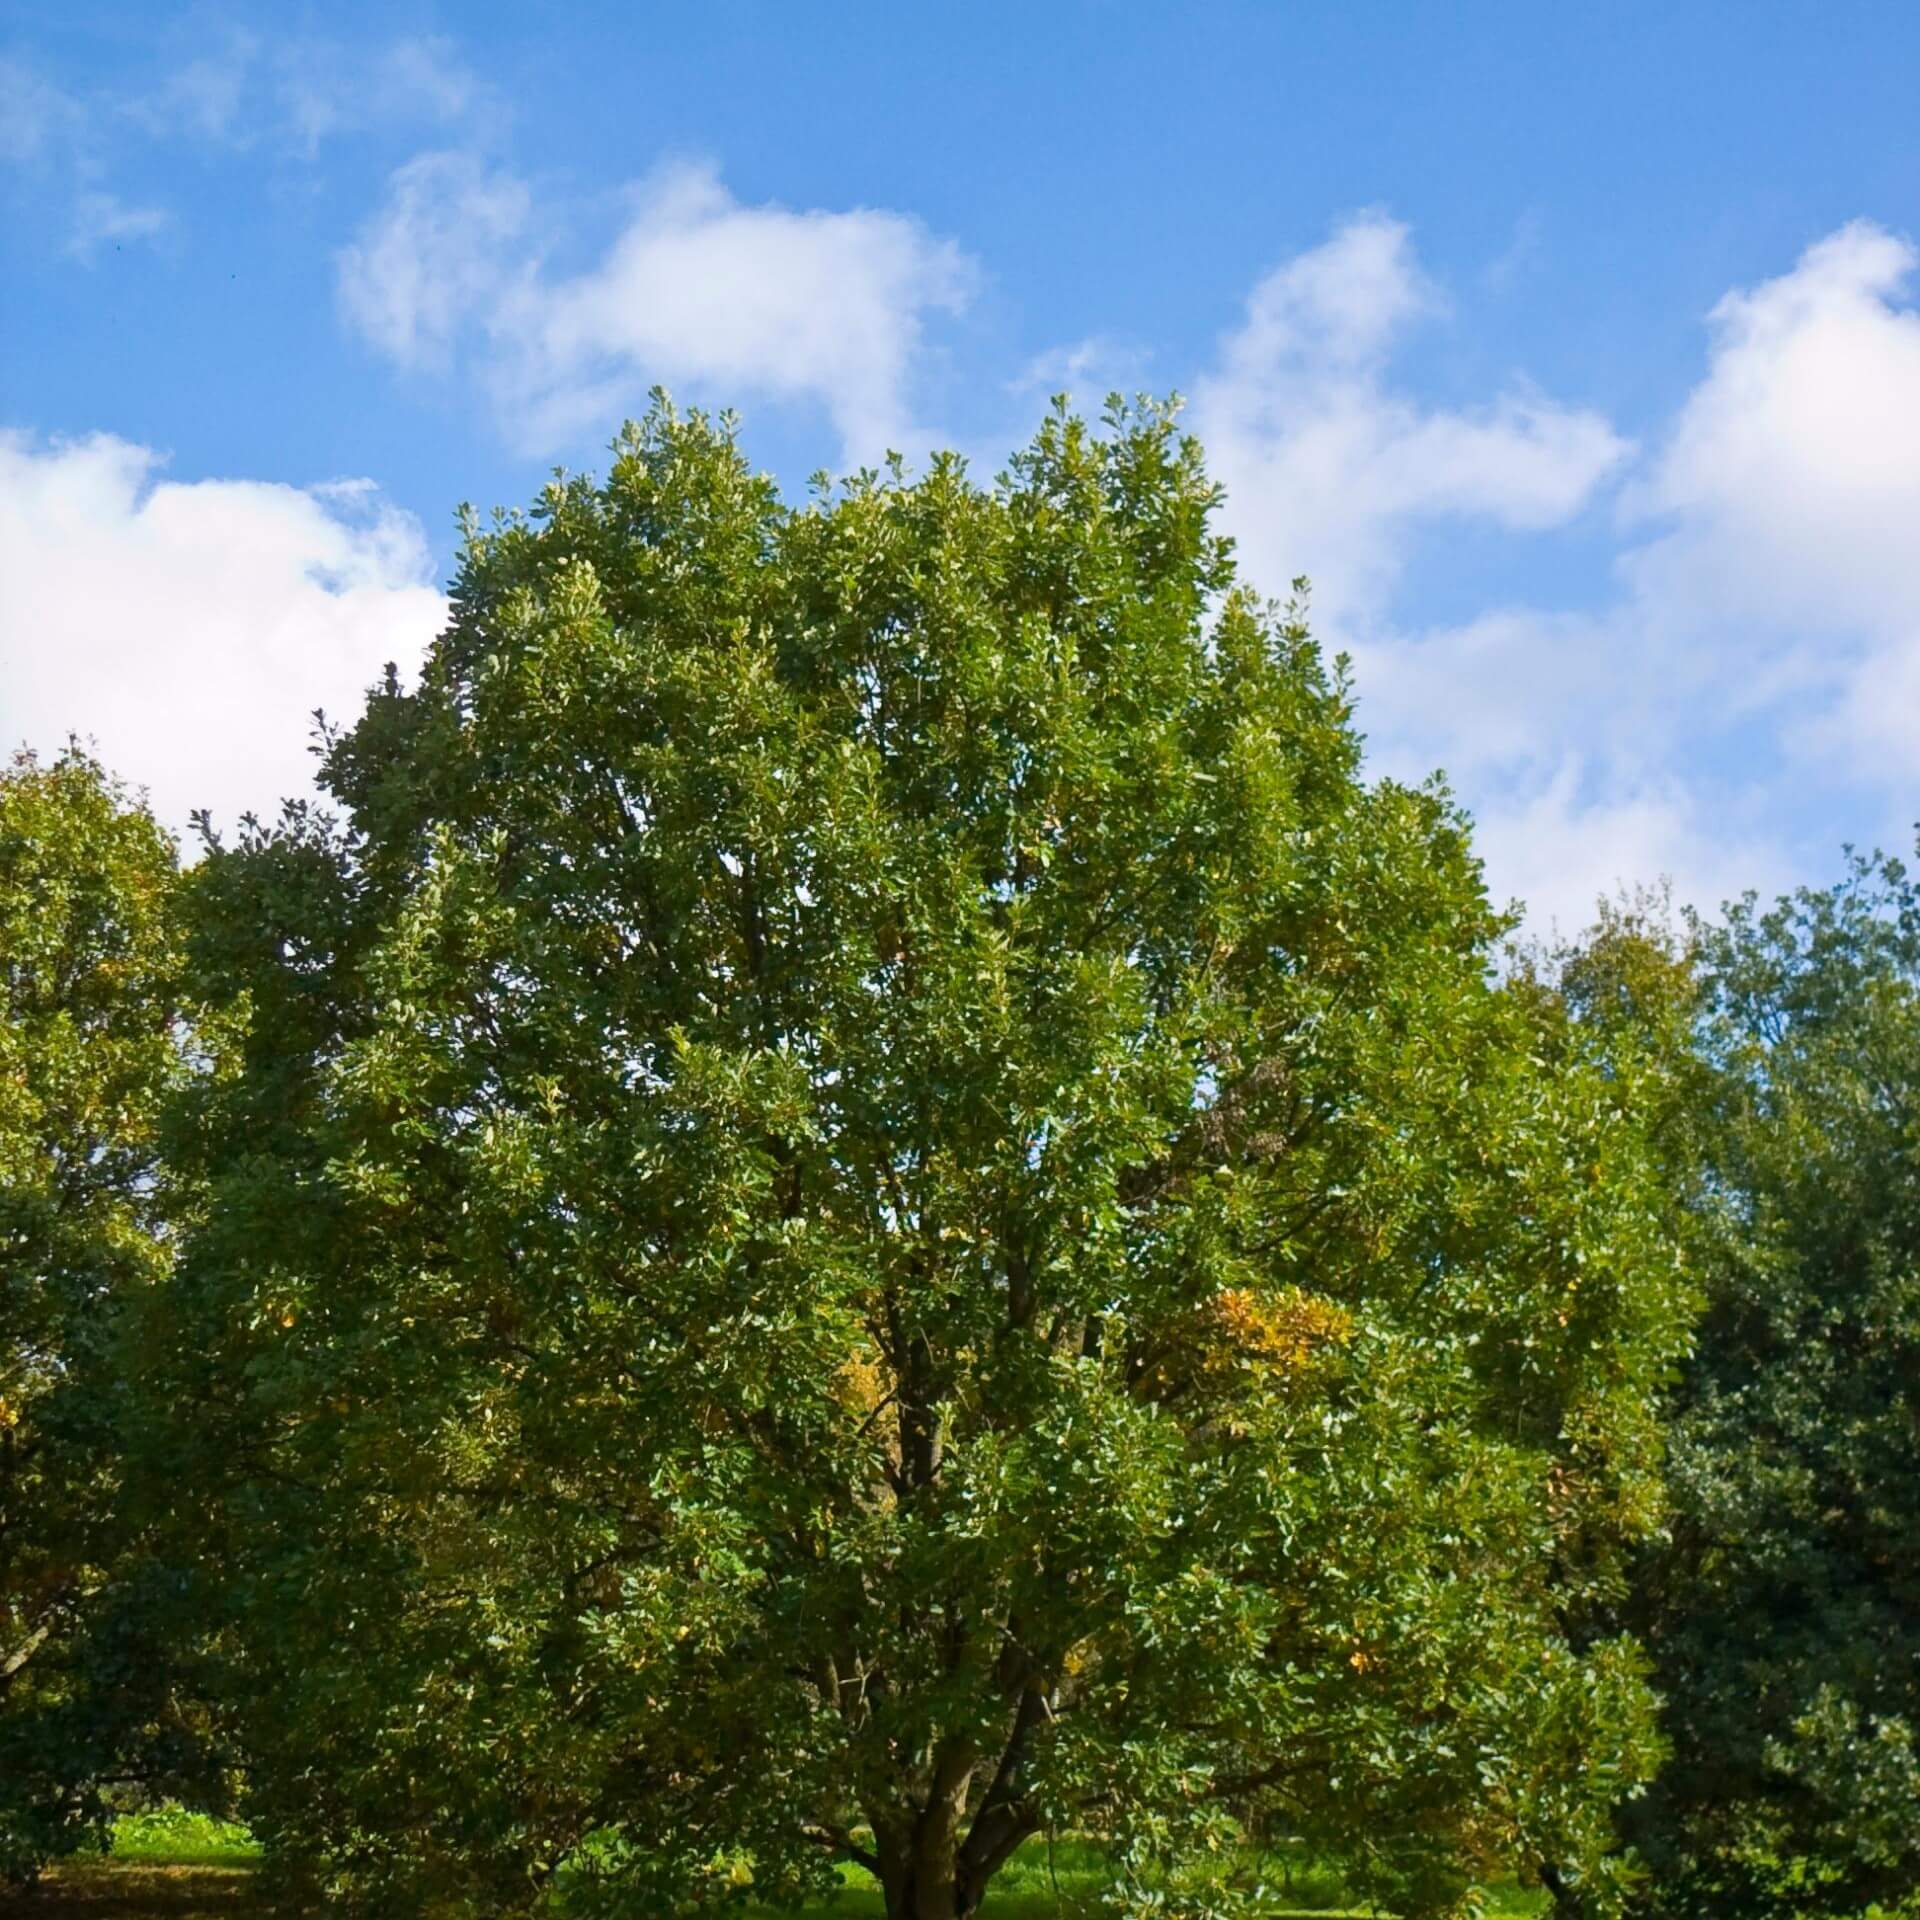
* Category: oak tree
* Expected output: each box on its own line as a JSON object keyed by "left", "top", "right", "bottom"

{"left": 166, "top": 402, "right": 1688, "bottom": 1918}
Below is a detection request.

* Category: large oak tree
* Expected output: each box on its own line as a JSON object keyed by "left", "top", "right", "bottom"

{"left": 163, "top": 402, "right": 1688, "bottom": 1918}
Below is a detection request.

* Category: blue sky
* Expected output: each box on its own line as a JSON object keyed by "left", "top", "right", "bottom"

{"left": 5, "top": 2, "right": 1920, "bottom": 927}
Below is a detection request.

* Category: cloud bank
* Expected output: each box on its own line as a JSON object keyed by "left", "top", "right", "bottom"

{"left": 12, "top": 99, "right": 1920, "bottom": 933}
{"left": 1194, "top": 214, "right": 1920, "bottom": 929}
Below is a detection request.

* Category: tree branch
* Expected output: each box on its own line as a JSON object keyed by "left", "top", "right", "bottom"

{"left": 1118, "top": 1055, "right": 1298, "bottom": 1209}
{"left": 2, "top": 1620, "right": 52, "bottom": 1682}
{"left": 804, "top": 1823, "right": 881, "bottom": 1877}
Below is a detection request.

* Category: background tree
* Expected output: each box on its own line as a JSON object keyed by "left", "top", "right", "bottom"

{"left": 1564, "top": 862, "right": 1920, "bottom": 1918}
{"left": 0, "top": 747, "right": 201, "bottom": 1881}
{"left": 163, "top": 400, "right": 1689, "bottom": 1919}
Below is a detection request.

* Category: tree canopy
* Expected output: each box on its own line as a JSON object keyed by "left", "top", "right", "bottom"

{"left": 151, "top": 401, "right": 1691, "bottom": 1919}
{"left": 1570, "top": 863, "right": 1920, "bottom": 1918}
{"left": 0, "top": 748, "right": 197, "bottom": 1878}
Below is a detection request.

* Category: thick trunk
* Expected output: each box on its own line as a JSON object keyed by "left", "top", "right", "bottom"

{"left": 954, "top": 1806, "right": 1039, "bottom": 1916}
{"left": 876, "top": 1829, "right": 959, "bottom": 1920}
{"left": 871, "top": 1791, "right": 1038, "bottom": 1919}
{"left": 867, "top": 1676, "right": 1051, "bottom": 1916}
{"left": 879, "top": 1869, "right": 955, "bottom": 1920}
{"left": 872, "top": 1745, "right": 978, "bottom": 1920}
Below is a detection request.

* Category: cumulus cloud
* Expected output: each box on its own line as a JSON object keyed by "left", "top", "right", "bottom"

{"left": 1469, "top": 764, "right": 1788, "bottom": 938}
{"left": 1348, "top": 607, "right": 1621, "bottom": 784}
{"left": 337, "top": 153, "right": 977, "bottom": 462}
{"left": 1632, "top": 223, "right": 1920, "bottom": 616}
{"left": 1198, "top": 213, "right": 1920, "bottom": 929}
{"left": 1625, "top": 219, "right": 1920, "bottom": 778}
{"left": 1339, "top": 597, "right": 1747, "bottom": 930}
{"left": 0, "top": 433, "right": 445, "bottom": 837}
{"left": 1195, "top": 214, "right": 1630, "bottom": 629}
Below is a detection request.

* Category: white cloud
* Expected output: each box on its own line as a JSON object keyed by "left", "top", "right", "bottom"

{"left": 124, "top": 31, "right": 259, "bottom": 143}
{"left": 1350, "top": 606, "right": 1622, "bottom": 784}
{"left": 120, "top": 30, "right": 492, "bottom": 155}
{"left": 1470, "top": 220, "right": 1920, "bottom": 921}
{"left": 0, "top": 55, "right": 168, "bottom": 259}
{"left": 1812, "top": 628, "right": 1920, "bottom": 780}
{"left": 1195, "top": 214, "right": 1630, "bottom": 629}
{"left": 338, "top": 154, "right": 977, "bottom": 463}
{"left": 5, "top": 30, "right": 495, "bottom": 264}
{"left": 0, "top": 433, "right": 445, "bottom": 837}
{"left": 1630, "top": 222, "right": 1920, "bottom": 623}
{"left": 1331, "top": 581, "right": 1766, "bottom": 922}
{"left": 1468, "top": 762, "right": 1784, "bottom": 937}
{"left": 1346, "top": 602, "right": 1773, "bottom": 928}
{"left": 1198, "top": 213, "right": 1920, "bottom": 929}
{"left": 336, "top": 151, "right": 530, "bottom": 372}
{"left": 1623, "top": 219, "right": 1920, "bottom": 780}
{"left": 1012, "top": 335, "right": 1150, "bottom": 407}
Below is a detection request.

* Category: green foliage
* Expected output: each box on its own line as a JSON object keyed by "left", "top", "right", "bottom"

{"left": 1593, "top": 858, "right": 1920, "bottom": 1918}
{"left": 0, "top": 748, "right": 198, "bottom": 1880}
{"left": 106, "top": 1808, "right": 260, "bottom": 1867}
{"left": 156, "top": 399, "right": 1690, "bottom": 1919}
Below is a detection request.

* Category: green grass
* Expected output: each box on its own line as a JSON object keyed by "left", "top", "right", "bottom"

{"left": 31, "top": 1815, "right": 262, "bottom": 1919}
{"left": 99, "top": 1810, "right": 261, "bottom": 1869}
{"left": 38, "top": 1817, "right": 1549, "bottom": 1918}
{"left": 30, "top": 1815, "right": 1912, "bottom": 1920}
{"left": 730, "top": 1838, "right": 1526, "bottom": 1918}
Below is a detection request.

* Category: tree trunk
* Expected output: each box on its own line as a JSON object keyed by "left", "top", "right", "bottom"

{"left": 954, "top": 1805, "right": 1038, "bottom": 1916}
{"left": 875, "top": 1828, "right": 960, "bottom": 1920}
{"left": 872, "top": 1748, "right": 978, "bottom": 1920}
{"left": 871, "top": 1792, "right": 1038, "bottom": 1919}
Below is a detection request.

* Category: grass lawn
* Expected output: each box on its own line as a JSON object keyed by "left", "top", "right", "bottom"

{"left": 27, "top": 1815, "right": 262, "bottom": 1917}
{"left": 25, "top": 1815, "right": 1548, "bottom": 1917}
{"left": 21, "top": 1864, "right": 261, "bottom": 1917}
{"left": 25, "top": 1869, "right": 1424, "bottom": 1919}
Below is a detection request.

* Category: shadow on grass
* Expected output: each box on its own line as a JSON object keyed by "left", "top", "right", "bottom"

{"left": 23, "top": 1865, "right": 260, "bottom": 1917}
